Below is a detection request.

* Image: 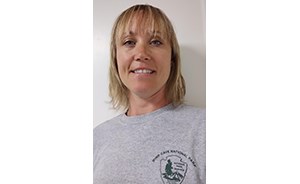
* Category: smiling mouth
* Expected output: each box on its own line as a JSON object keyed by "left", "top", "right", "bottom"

{"left": 130, "top": 69, "right": 155, "bottom": 74}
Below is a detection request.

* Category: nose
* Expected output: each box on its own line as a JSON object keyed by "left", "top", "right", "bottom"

{"left": 134, "top": 43, "right": 150, "bottom": 61}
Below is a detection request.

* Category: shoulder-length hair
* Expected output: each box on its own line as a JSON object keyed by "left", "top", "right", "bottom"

{"left": 109, "top": 4, "right": 185, "bottom": 110}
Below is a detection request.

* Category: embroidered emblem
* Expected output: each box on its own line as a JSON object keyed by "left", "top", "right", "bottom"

{"left": 160, "top": 155, "right": 187, "bottom": 184}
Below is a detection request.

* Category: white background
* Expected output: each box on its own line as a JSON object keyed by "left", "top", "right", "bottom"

{"left": 94, "top": 0, "right": 206, "bottom": 127}
{"left": 1, "top": 0, "right": 300, "bottom": 183}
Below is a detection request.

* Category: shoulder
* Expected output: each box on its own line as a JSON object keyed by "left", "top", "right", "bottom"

{"left": 94, "top": 114, "right": 122, "bottom": 131}
{"left": 160, "top": 104, "right": 205, "bottom": 129}
{"left": 93, "top": 114, "right": 123, "bottom": 143}
{"left": 172, "top": 104, "right": 206, "bottom": 120}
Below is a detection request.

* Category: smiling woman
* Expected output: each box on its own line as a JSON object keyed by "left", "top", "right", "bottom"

{"left": 94, "top": 4, "right": 206, "bottom": 184}
{"left": 116, "top": 20, "right": 172, "bottom": 113}
{"left": 109, "top": 5, "right": 185, "bottom": 113}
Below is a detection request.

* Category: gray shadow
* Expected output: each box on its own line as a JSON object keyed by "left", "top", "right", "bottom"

{"left": 180, "top": 45, "right": 206, "bottom": 108}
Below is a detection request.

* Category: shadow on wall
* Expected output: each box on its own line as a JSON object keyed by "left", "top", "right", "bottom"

{"left": 180, "top": 45, "right": 206, "bottom": 108}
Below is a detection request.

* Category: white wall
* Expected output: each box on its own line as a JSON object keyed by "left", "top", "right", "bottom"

{"left": 94, "top": 0, "right": 205, "bottom": 127}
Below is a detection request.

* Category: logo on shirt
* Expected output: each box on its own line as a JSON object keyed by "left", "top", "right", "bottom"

{"left": 152, "top": 150, "right": 197, "bottom": 184}
{"left": 160, "top": 155, "right": 187, "bottom": 184}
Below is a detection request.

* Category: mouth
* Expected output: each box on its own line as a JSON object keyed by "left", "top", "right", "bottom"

{"left": 130, "top": 69, "right": 155, "bottom": 74}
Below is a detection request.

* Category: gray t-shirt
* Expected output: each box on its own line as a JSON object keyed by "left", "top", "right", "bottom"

{"left": 94, "top": 104, "right": 206, "bottom": 184}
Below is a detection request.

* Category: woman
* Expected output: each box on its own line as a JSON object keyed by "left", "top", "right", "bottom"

{"left": 94, "top": 4, "right": 205, "bottom": 184}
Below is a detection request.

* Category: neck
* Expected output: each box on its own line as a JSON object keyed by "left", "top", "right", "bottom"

{"left": 127, "top": 88, "right": 170, "bottom": 116}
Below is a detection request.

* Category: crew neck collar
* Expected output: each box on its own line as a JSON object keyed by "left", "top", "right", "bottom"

{"left": 119, "top": 103, "right": 175, "bottom": 124}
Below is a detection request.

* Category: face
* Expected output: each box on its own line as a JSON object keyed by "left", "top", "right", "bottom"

{"left": 116, "top": 16, "right": 172, "bottom": 100}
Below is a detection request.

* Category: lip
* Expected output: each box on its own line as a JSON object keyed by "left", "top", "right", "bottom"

{"left": 129, "top": 68, "right": 156, "bottom": 74}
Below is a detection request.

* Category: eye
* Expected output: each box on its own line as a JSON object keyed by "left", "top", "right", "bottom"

{"left": 150, "top": 39, "right": 162, "bottom": 46}
{"left": 123, "top": 40, "right": 136, "bottom": 47}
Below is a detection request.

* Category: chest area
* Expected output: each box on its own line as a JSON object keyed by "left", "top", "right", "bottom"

{"left": 94, "top": 125, "right": 200, "bottom": 184}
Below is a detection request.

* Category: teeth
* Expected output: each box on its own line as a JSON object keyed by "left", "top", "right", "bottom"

{"left": 133, "top": 69, "right": 153, "bottom": 74}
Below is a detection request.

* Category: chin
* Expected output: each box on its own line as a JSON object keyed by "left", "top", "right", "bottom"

{"left": 132, "top": 85, "right": 166, "bottom": 98}
{"left": 131, "top": 84, "right": 152, "bottom": 91}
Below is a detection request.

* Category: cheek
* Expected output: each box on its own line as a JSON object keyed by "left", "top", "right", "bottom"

{"left": 116, "top": 50, "right": 128, "bottom": 72}
{"left": 164, "top": 62, "right": 172, "bottom": 79}
{"left": 160, "top": 51, "right": 172, "bottom": 73}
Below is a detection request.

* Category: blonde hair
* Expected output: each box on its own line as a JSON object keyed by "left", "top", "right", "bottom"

{"left": 109, "top": 4, "right": 185, "bottom": 110}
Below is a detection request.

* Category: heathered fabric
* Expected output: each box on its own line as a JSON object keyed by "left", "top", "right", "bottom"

{"left": 94, "top": 104, "right": 206, "bottom": 184}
